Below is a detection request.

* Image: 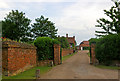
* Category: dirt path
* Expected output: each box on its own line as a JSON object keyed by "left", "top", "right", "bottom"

{"left": 40, "top": 50, "right": 118, "bottom": 79}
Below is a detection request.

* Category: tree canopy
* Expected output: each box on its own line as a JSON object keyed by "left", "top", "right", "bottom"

{"left": 95, "top": 0, "right": 120, "bottom": 37}
{"left": 2, "top": 10, "right": 31, "bottom": 42}
{"left": 31, "top": 15, "right": 58, "bottom": 39}
{"left": 56, "top": 36, "right": 69, "bottom": 48}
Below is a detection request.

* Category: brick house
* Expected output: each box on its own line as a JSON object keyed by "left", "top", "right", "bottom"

{"left": 58, "top": 34, "right": 76, "bottom": 49}
{"left": 79, "top": 41, "right": 90, "bottom": 50}
{"left": 66, "top": 34, "right": 76, "bottom": 49}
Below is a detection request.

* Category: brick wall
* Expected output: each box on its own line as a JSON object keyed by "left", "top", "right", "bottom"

{"left": 37, "top": 60, "right": 53, "bottom": 66}
{"left": 2, "top": 41, "right": 36, "bottom": 76}
{"left": 54, "top": 44, "right": 61, "bottom": 65}
{"left": 62, "top": 48, "right": 73, "bottom": 56}
{"left": 90, "top": 43, "right": 98, "bottom": 65}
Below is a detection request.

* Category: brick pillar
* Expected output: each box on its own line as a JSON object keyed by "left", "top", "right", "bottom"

{"left": 91, "top": 43, "right": 96, "bottom": 65}
{"left": 54, "top": 44, "right": 60, "bottom": 65}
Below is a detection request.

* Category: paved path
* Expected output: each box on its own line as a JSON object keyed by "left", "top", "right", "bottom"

{"left": 41, "top": 50, "right": 118, "bottom": 79}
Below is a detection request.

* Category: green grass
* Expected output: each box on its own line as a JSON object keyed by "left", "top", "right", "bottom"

{"left": 2, "top": 66, "right": 52, "bottom": 79}
{"left": 95, "top": 65, "right": 120, "bottom": 70}
{"left": 87, "top": 52, "right": 90, "bottom": 57}
{"left": 62, "top": 52, "right": 77, "bottom": 61}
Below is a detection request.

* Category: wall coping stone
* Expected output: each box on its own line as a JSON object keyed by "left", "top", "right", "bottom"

{"left": 2, "top": 41, "right": 36, "bottom": 49}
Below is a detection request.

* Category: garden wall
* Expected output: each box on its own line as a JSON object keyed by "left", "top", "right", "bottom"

{"left": 54, "top": 44, "right": 61, "bottom": 65}
{"left": 62, "top": 48, "right": 73, "bottom": 56}
{"left": 37, "top": 60, "right": 53, "bottom": 66}
{"left": 2, "top": 41, "right": 36, "bottom": 76}
{"left": 90, "top": 43, "right": 96, "bottom": 65}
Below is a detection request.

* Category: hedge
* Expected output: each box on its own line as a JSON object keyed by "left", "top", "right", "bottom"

{"left": 34, "top": 37, "right": 60, "bottom": 61}
{"left": 56, "top": 37, "right": 69, "bottom": 48}
{"left": 89, "top": 38, "right": 98, "bottom": 59}
{"left": 95, "top": 34, "right": 120, "bottom": 65}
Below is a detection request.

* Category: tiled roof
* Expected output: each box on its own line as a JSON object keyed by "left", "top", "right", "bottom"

{"left": 80, "top": 41, "right": 89, "bottom": 47}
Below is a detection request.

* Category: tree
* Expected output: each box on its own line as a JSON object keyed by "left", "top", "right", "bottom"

{"left": 31, "top": 15, "right": 58, "bottom": 39}
{"left": 95, "top": 0, "right": 120, "bottom": 37}
{"left": 2, "top": 10, "right": 31, "bottom": 42}
{"left": 56, "top": 37, "right": 69, "bottom": 48}
{"left": 0, "top": 21, "right": 2, "bottom": 38}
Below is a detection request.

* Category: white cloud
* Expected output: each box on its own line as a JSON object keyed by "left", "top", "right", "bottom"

{"left": 3, "top": 0, "right": 73, "bottom": 2}
{"left": 0, "top": 0, "right": 10, "bottom": 20}
{"left": 52, "top": 0, "right": 113, "bottom": 44}
{"left": 0, "top": 0, "right": 115, "bottom": 45}
{"left": 0, "top": 0, "right": 9, "bottom": 8}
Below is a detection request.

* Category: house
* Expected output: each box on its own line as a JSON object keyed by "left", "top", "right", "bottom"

{"left": 66, "top": 34, "right": 76, "bottom": 49}
{"left": 79, "top": 41, "right": 90, "bottom": 50}
{"left": 76, "top": 46, "right": 80, "bottom": 50}
{"left": 58, "top": 34, "right": 76, "bottom": 49}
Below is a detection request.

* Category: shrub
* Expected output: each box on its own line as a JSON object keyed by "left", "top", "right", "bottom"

{"left": 34, "top": 37, "right": 60, "bottom": 61}
{"left": 56, "top": 37, "right": 69, "bottom": 48}
{"left": 95, "top": 34, "right": 120, "bottom": 65}
{"left": 89, "top": 38, "right": 98, "bottom": 58}
{"left": 89, "top": 38, "right": 98, "bottom": 45}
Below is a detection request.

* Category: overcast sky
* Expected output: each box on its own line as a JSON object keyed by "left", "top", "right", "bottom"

{"left": 0, "top": 0, "right": 114, "bottom": 45}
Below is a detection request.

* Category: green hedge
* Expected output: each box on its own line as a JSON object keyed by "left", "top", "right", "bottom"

{"left": 89, "top": 38, "right": 98, "bottom": 45}
{"left": 34, "top": 37, "right": 59, "bottom": 61}
{"left": 95, "top": 34, "right": 120, "bottom": 65}
{"left": 56, "top": 37, "right": 69, "bottom": 48}
{"left": 89, "top": 38, "right": 98, "bottom": 59}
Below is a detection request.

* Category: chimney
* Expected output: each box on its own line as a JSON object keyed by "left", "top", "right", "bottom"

{"left": 66, "top": 34, "right": 68, "bottom": 38}
{"left": 58, "top": 35, "right": 60, "bottom": 37}
{"left": 73, "top": 36, "right": 75, "bottom": 39}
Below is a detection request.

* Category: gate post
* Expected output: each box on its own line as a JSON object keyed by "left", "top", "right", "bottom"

{"left": 90, "top": 42, "right": 96, "bottom": 65}
{"left": 54, "top": 44, "right": 61, "bottom": 65}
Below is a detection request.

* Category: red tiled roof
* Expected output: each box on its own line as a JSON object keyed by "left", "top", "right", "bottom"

{"left": 80, "top": 41, "right": 89, "bottom": 47}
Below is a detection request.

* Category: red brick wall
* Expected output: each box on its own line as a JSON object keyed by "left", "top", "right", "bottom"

{"left": 54, "top": 44, "right": 61, "bottom": 65}
{"left": 37, "top": 60, "right": 53, "bottom": 66}
{"left": 62, "top": 48, "right": 73, "bottom": 56}
{"left": 90, "top": 43, "right": 96, "bottom": 64}
{"left": 2, "top": 41, "right": 36, "bottom": 76}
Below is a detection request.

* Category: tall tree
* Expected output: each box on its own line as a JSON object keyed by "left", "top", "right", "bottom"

{"left": 2, "top": 10, "right": 31, "bottom": 42}
{"left": 95, "top": 0, "right": 120, "bottom": 37}
{"left": 31, "top": 15, "right": 58, "bottom": 39}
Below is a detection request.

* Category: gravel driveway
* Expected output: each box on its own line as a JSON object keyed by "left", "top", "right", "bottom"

{"left": 40, "top": 50, "right": 118, "bottom": 79}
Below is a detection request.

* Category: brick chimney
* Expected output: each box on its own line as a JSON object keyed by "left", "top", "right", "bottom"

{"left": 73, "top": 36, "right": 75, "bottom": 39}
{"left": 66, "top": 34, "right": 68, "bottom": 38}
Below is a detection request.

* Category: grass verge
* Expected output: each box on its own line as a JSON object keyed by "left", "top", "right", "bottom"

{"left": 62, "top": 52, "right": 77, "bottom": 61}
{"left": 2, "top": 66, "right": 52, "bottom": 79}
{"left": 87, "top": 52, "right": 90, "bottom": 57}
{"left": 95, "top": 65, "right": 120, "bottom": 70}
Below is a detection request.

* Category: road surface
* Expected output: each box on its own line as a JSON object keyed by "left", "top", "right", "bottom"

{"left": 40, "top": 50, "right": 118, "bottom": 79}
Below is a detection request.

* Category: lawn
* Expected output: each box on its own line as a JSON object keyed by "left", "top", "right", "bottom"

{"left": 95, "top": 65, "right": 120, "bottom": 70}
{"left": 2, "top": 66, "right": 52, "bottom": 79}
{"left": 62, "top": 52, "right": 77, "bottom": 61}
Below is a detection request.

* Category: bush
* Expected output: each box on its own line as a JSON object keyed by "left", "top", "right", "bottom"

{"left": 89, "top": 38, "right": 98, "bottom": 45}
{"left": 56, "top": 37, "right": 69, "bottom": 48}
{"left": 89, "top": 38, "right": 98, "bottom": 58}
{"left": 95, "top": 34, "right": 120, "bottom": 65}
{"left": 34, "top": 37, "right": 60, "bottom": 61}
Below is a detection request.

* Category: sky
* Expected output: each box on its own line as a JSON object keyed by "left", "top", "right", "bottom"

{"left": 0, "top": 0, "right": 115, "bottom": 45}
